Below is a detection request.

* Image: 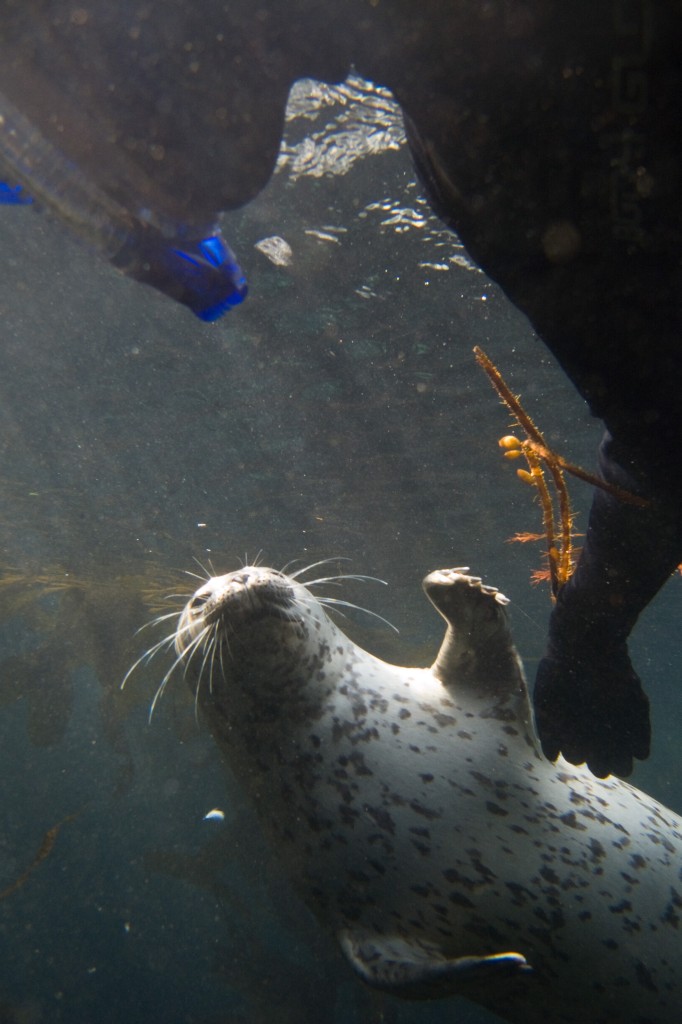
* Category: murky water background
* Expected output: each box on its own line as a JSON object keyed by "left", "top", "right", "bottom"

{"left": 0, "top": 76, "right": 680, "bottom": 1023}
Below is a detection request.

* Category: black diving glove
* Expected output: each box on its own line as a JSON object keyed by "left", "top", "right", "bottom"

{"left": 535, "top": 641, "right": 650, "bottom": 779}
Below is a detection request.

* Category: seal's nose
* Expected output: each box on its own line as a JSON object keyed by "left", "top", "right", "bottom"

{"left": 232, "top": 569, "right": 262, "bottom": 587}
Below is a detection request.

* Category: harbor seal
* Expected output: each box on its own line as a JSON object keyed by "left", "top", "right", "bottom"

{"left": 171, "top": 564, "right": 682, "bottom": 1024}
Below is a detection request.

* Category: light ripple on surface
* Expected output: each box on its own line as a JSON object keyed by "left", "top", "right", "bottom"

{"left": 276, "top": 75, "right": 479, "bottom": 274}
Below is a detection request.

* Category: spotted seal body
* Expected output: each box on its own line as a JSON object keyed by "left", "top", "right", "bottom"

{"left": 175, "top": 566, "right": 682, "bottom": 1023}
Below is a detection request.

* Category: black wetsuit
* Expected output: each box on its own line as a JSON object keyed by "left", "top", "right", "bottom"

{"left": 392, "top": 3, "right": 682, "bottom": 777}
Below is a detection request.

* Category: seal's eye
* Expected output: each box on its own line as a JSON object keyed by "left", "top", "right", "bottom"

{"left": 190, "top": 593, "right": 209, "bottom": 611}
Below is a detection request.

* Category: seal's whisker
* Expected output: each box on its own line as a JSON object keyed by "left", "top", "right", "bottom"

{"left": 207, "top": 625, "right": 220, "bottom": 696}
{"left": 218, "top": 624, "right": 230, "bottom": 675}
{"left": 156, "top": 623, "right": 205, "bottom": 684}
{"left": 135, "top": 611, "right": 184, "bottom": 634}
{"left": 191, "top": 557, "right": 213, "bottom": 580}
{"left": 121, "top": 627, "right": 184, "bottom": 689}
{"left": 149, "top": 626, "right": 210, "bottom": 721}
{"left": 305, "top": 574, "right": 388, "bottom": 588}
{"left": 195, "top": 631, "right": 217, "bottom": 721}
{"left": 238, "top": 550, "right": 261, "bottom": 569}
{"left": 184, "top": 569, "right": 210, "bottom": 583}
{"left": 179, "top": 625, "right": 212, "bottom": 683}
{"left": 289, "top": 557, "right": 350, "bottom": 580}
{"left": 317, "top": 597, "right": 400, "bottom": 634}
{"left": 197, "top": 630, "right": 215, "bottom": 683}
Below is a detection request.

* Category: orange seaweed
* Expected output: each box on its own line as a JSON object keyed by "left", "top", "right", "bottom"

{"left": 474, "top": 346, "right": 646, "bottom": 599}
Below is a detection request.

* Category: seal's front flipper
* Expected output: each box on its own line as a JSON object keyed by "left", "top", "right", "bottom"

{"left": 421, "top": 570, "right": 536, "bottom": 740}
{"left": 338, "top": 931, "right": 531, "bottom": 999}
{"left": 422, "top": 570, "right": 520, "bottom": 687}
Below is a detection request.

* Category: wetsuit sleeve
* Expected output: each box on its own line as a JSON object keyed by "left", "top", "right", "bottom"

{"left": 534, "top": 433, "right": 681, "bottom": 777}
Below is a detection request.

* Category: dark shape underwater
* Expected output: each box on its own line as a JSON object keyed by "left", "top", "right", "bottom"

{"left": 0, "top": 81, "right": 247, "bottom": 320}
{"left": 1, "top": 0, "right": 681, "bottom": 775}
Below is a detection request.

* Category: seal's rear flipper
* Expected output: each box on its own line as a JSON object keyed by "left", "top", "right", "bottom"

{"left": 338, "top": 931, "right": 531, "bottom": 999}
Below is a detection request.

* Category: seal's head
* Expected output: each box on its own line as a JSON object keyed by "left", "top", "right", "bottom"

{"left": 174, "top": 565, "right": 347, "bottom": 719}
{"left": 176, "top": 566, "right": 299, "bottom": 653}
